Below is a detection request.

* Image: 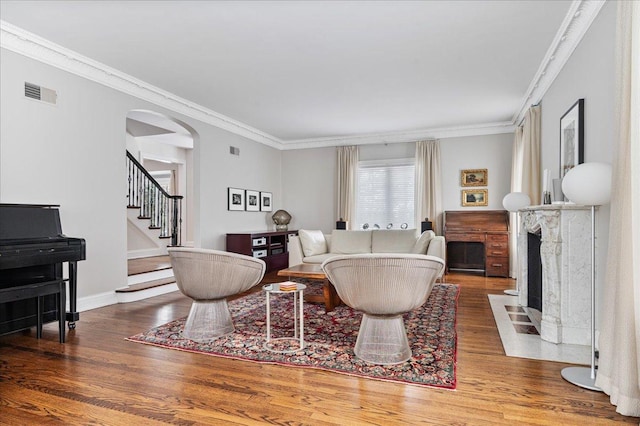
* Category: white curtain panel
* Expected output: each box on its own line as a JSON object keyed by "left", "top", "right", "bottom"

{"left": 510, "top": 126, "right": 525, "bottom": 194}
{"left": 595, "top": 0, "right": 640, "bottom": 417}
{"left": 336, "top": 146, "right": 359, "bottom": 229}
{"left": 507, "top": 106, "right": 540, "bottom": 278}
{"left": 521, "top": 105, "right": 541, "bottom": 205}
{"left": 508, "top": 126, "right": 525, "bottom": 277}
{"left": 414, "top": 140, "right": 442, "bottom": 235}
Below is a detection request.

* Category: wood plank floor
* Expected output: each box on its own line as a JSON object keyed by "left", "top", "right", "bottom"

{"left": 0, "top": 272, "right": 636, "bottom": 425}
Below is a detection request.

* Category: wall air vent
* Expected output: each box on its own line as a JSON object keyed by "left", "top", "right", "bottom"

{"left": 24, "top": 82, "right": 57, "bottom": 105}
{"left": 230, "top": 146, "right": 240, "bottom": 156}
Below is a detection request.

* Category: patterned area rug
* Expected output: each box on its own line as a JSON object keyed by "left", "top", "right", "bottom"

{"left": 127, "top": 283, "right": 460, "bottom": 389}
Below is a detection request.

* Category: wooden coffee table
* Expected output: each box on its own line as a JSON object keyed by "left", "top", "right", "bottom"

{"left": 277, "top": 264, "right": 342, "bottom": 312}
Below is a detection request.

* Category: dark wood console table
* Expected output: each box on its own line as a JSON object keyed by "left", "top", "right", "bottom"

{"left": 443, "top": 210, "right": 509, "bottom": 277}
{"left": 226, "top": 230, "right": 298, "bottom": 273}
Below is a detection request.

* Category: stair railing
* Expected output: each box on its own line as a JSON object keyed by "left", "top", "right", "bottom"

{"left": 126, "top": 151, "right": 183, "bottom": 246}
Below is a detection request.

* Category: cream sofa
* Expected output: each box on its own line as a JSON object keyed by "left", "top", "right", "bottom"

{"left": 289, "top": 229, "right": 445, "bottom": 276}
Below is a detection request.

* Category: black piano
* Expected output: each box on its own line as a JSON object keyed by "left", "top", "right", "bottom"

{"left": 0, "top": 204, "right": 86, "bottom": 339}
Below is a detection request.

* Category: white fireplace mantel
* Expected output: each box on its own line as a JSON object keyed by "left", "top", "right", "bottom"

{"left": 518, "top": 204, "right": 592, "bottom": 345}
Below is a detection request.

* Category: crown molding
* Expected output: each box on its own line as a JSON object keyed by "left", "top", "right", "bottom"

{"left": 280, "top": 122, "right": 516, "bottom": 150}
{"left": 0, "top": 20, "right": 284, "bottom": 149}
{"left": 512, "top": 0, "right": 606, "bottom": 125}
{"left": 1, "top": 0, "right": 605, "bottom": 150}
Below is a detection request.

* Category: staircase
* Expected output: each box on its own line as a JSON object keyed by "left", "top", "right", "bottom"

{"left": 120, "top": 151, "right": 183, "bottom": 302}
{"left": 126, "top": 150, "right": 183, "bottom": 250}
{"left": 117, "top": 255, "right": 178, "bottom": 303}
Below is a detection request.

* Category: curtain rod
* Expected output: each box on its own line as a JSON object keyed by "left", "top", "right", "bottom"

{"left": 517, "top": 103, "right": 541, "bottom": 127}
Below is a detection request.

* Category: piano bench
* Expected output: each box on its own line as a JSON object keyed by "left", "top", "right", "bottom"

{"left": 0, "top": 279, "right": 67, "bottom": 343}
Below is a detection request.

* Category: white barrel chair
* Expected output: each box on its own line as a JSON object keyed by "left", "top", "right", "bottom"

{"left": 322, "top": 253, "right": 445, "bottom": 365}
{"left": 168, "top": 248, "right": 266, "bottom": 342}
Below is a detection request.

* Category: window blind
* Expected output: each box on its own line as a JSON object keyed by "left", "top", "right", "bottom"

{"left": 355, "top": 160, "right": 415, "bottom": 230}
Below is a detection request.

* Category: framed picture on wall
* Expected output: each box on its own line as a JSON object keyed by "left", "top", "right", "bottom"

{"left": 560, "top": 98, "right": 584, "bottom": 178}
{"left": 462, "top": 189, "right": 488, "bottom": 207}
{"left": 228, "top": 187, "right": 245, "bottom": 211}
{"left": 245, "top": 190, "right": 260, "bottom": 211}
{"left": 260, "top": 192, "right": 273, "bottom": 212}
{"left": 461, "top": 169, "right": 488, "bottom": 187}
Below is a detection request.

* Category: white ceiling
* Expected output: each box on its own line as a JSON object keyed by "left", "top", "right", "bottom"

{"left": 1, "top": 1, "right": 595, "bottom": 148}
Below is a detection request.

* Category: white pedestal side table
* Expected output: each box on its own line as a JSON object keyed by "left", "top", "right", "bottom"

{"left": 263, "top": 282, "right": 306, "bottom": 353}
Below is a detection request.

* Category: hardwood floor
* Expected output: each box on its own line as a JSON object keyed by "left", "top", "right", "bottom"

{"left": 0, "top": 272, "right": 635, "bottom": 425}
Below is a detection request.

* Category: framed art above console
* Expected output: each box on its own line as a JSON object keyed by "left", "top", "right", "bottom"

{"left": 260, "top": 192, "right": 273, "bottom": 212}
{"left": 461, "top": 189, "right": 488, "bottom": 207}
{"left": 461, "top": 169, "right": 487, "bottom": 187}
{"left": 228, "top": 187, "right": 245, "bottom": 211}
{"left": 227, "top": 187, "right": 273, "bottom": 212}
{"left": 245, "top": 190, "right": 260, "bottom": 212}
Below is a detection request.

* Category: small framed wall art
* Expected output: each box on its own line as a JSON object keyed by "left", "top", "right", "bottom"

{"left": 462, "top": 189, "right": 488, "bottom": 207}
{"left": 461, "top": 169, "right": 488, "bottom": 187}
{"left": 260, "top": 192, "right": 273, "bottom": 212}
{"left": 228, "top": 187, "right": 245, "bottom": 211}
{"left": 245, "top": 190, "right": 260, "bottom": 212}
{"left": 560, "top": 98, "right": 584, "bottom": 178}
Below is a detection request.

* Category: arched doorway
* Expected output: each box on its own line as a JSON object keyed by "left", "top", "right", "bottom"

{"left": 125, "top": 110, "right": 197, "bottom": 259}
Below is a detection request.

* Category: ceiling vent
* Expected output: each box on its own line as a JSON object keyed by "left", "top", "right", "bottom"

{"left": 230, "top": 146, "right": 240, "bottom": 156}
{"left": 25, "top": 82, "right": 57, "bottom": 105}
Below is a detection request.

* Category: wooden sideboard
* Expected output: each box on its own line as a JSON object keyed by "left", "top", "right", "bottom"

{"left": 226, "top": 230, "right": 298, "bottom": 273}
{"left": 443, "top": 210, "right": 509, "bottom": 277}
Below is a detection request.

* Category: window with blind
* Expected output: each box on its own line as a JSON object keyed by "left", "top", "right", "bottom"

{"left": 355, "top": 159, "right": 415, "bottom": 230}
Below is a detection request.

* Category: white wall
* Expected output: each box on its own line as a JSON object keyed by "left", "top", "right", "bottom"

{"left": 195, "top": 128, "right": 283, "bottom": 249}
{"left": 281, "top": 144, "right": 420, "bottom": 234}
{"left": 537, "top": 1, "right": 616, "bottom": 327}
{"left": 359, "top": 142, "right": 414, "bottom": 161}
{"left": 281, "top": 135, "right": 514, "bottom": 233}
{"left": 0, "top": 48, "right": 282, "bottom": 310}
{"left": 1, "top": 49, "right": 129, "bottom": 306}
{"left": 440, "top": 133, "right": 513, "bottom": 212}
{"left": 0, "top": 1, "right": 616, "bottom": 319}
{"left": 281, "top": 147, "right": 336, "bottom": 233}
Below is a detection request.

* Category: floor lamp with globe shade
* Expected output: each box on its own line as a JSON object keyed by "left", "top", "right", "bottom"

{"left": 502, "top": 192, "right": 531, "bottom": 296}
{"left": 560, "top": 162, "right": 612, "bottom": 391}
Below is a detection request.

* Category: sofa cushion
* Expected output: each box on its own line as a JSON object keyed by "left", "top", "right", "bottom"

{"left": 330, "top": 230, "right": 372, "bottom": 254}
{"left": 371, "top": 229, "right": 419, "bottom": 253}
{"left": 302, "top": 253, "right": 336, "bottom": 264}
{"left": 298, "top": 229, "right": 328, "bottom": 257}
{"left": 411, "top": 230, "right": 435, "bottom": 254}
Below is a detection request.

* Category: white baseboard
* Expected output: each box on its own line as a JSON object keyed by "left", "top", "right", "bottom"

{"left": 76, "top": 283, "right": 179, "bottom": 312}
{"left": 76, "top": 291, "right": 119, "bottom": 313}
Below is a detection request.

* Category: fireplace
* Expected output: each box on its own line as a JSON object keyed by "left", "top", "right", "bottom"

{"left": 527, "top": 231, "right": 542, "bottom": 312}
{"left": 517, "top": 205, "right": 592, "bottom": 345}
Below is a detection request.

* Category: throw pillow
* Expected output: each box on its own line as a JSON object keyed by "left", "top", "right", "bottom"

{"left": 412, "top": 230, "right": 435, "bottom": 254}
{"left": 298, "top": 230, "right": 328, "bottom": 257}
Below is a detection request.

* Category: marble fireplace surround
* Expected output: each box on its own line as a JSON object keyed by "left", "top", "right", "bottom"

{"left": 517, "top": 205, "right": 592, "bottom": 346}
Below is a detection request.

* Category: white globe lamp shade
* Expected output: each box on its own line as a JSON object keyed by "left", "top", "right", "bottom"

{"left": 562, "top": 162, "right": 612, "bottom": 206}
{"left": 502, "top": 192, "right": 531, "bottom": 213}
